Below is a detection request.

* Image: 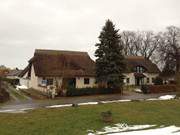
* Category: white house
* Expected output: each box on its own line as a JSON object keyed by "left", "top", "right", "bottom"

{"left": 19, "top": 49, "right": 96, "bottom": 94}
{"left": 123, "top": 56, "right": 160, "bottom": 86}
{"left": 19, "top": 49, "right": 160, "bottom": 94}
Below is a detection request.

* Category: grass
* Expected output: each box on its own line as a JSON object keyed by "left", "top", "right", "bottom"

{"left": 21, "top": 88, "right": 48, "bottom": 100}
{"left": 7, "top": 85, "right": 27, "bottom": 100}
{"left": 0, "top": 100, "right": 180, "bottom": 135}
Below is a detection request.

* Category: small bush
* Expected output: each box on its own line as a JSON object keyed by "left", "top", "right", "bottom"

{"left": 66, "top": 87, "right": 120, "bottom": 96}
{"left": 141, "top": 85, "right": 150, "bottom": 94}
{"left": 101, "top": 110, "right": 113, "bottom": 123}
{"left": 0, "top": 80, "right": 10, "bottom": 103}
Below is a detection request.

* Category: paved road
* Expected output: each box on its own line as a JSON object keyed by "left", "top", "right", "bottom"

{"left": 0, "top": 89, "right": 177, "bottom": 113}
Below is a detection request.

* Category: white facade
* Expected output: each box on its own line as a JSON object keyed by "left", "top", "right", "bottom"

{"left": 20, "top": 64, "right": 97, "bottom": 92}
{"left": 124, "top": 72, "right": 159, "bottom": 85}
{"left": 20, "top": 64, "right": 159, "bottom": 92}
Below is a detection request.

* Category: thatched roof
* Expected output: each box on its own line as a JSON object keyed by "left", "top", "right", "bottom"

{"left": 20, "top": 49, "right": 95, "bottom": 77}
{"left": 20, "top": 50, "right": 159, "bottom": 78}
{"left": 125, "top": 56, "right": 160, "bottom": 73}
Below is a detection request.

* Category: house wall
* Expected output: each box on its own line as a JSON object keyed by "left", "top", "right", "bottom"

{"left": 28, "top": 65, "right": 47, "bottom": 92}
{"left": 76, "top": 77, "right": 96, "bottom": 88}
{"left": 144, "top": 73, "right": 159, "bottom": 85}
{"left": 19, "top": 71, "right": 29, "bottom": 87}
{"left": 124, "top": 73, "right": 159, "bottom": 85}
{"left": 123, "top": 73, "right": 135, "bottom": 85}
{"left": 22, "top": 65, "right": 96, "bottom": 92}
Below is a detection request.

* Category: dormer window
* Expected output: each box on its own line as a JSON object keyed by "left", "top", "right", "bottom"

{"left": 135, "top": 66, "right": 146, "bottom": 73}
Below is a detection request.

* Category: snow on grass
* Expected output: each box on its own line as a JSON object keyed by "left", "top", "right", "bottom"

{"left": 88, "top": 124, "right": 180, "bottom": 135}
{"left": 100, "top": 100, "right": 131, "bottom": 104}
{"left": 16, "top": 85, "right": 28, "bottom": 90}
{"left": 0, "top": 107, "right": 34, "bottom": 113}
{"left": 46, "top": 104, "right": 72, "bottom": 108}
{"left": 158, "top": 95, "right": 176, "bottom": 100}
{"left": 88, "top": 123, "right": 156, "bottom": 135}
{"left": 134, "top": 88, "right": 142, "bottom": 93}
{"left": 78, "top": 102, "right": 98, "bottom": 105}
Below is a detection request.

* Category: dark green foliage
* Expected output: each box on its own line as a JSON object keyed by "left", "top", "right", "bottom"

{"left": 0, "top": 79, "right": 10, "bottom": 103}
{"left": 66, "top": 87, "right": 120, "bottom": 96}
{"left": 0, "top": 88, "right": 10, "bottom": 103}
{"left": 141, "top": 85, "right": 150, "bottom": 94}
{"left": 154, "top": 77, "right": 163, "bottom": 85}
{"left": 0, "top": 77, "right": 19, "bottom": 86}
{"left": 95, "top": 19, "right": 126, "bottom": 90}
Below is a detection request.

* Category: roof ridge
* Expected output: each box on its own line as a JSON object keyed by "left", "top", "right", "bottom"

{"left": 35, "top": 49, "right": 88, "bottom": 55}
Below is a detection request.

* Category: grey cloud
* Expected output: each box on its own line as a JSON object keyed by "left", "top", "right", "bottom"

{"left": 0, "top": 0, "right": 179, "bottom": 68}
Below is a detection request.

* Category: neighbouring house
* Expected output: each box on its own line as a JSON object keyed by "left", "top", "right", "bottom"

{"left": 6, "top": 68, "right": 22, "bottom": 79}
{"left": 19, "top": 49, "right": 160, "bottom": 94}
{"left": 19, "top": 49, "right": 96, "bottom": 94}
{"left": 123, "top": 56, "right": 160, "bottom": 86}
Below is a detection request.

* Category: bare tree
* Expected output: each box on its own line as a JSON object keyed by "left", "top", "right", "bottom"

{"left": 121, "top": 31, "right": 160, "bottom": 61}
{"left": 159, "top": 26, "right": 180, "bottom": 72}
{"left": 121, "top": 31, "right": 138, "bottom": 56}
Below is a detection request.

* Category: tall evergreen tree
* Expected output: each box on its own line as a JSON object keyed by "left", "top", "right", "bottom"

{"left": 95, "top": 19, "right": 126, "bottom": 90}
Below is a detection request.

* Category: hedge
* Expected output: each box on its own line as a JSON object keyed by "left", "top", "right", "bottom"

{"left": 66, "top": 87, "right": 121, "bottom": 96}
{"left": 0, "top": 80, "right": 10, "bottom": 103}
{"left": 141, "top": 84, "right": 177, "bottom": 94}
{"left": 0, "top": 77, "right": 19, "bottom": 86}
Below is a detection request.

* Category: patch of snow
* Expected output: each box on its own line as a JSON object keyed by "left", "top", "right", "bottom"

{"left": 16, "top": 85, "right": 28, "bottom": 90}
{"left": 158, "top": 95, "right": 176, "bottom": 100}
{"left": 88, "top": 124, "right": 180, "bottom": 135}
{"left": 46, "top": 104, "right": 72, "bottom": 108}
{"left": 108, "top": 126, "right": 180, "bottom": 135}
{"left": 100, "top": 100, "right": 131, "bottom": 104}
{"left": 78, "top": 102, "right": 98, "bottom": 105}
{"left": 88, "top": 123, "right": 156, "bottom": 135}
{"left": 134, "top": 88, "right": 142, "bottom": 93}
{"left": 0, "top": 107, "right": 34, "bottom": 113}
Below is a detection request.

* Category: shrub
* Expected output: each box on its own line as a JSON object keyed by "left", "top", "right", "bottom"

{"left": 101, "top": 110, "right": 113, "bottom": 123}
{"left": 154, "top": 77, "right": 163, "bottom": 85}
{"left": 0, "top": 77, "right": 19, "bottom": 86}
{"left": 0, "top": 80, "right": 10, "bottom": 103}
{"left": 149, "top": 85, "right": 177, "bottom": 93}
{"left": 66, "top": 87, "right": 120, "bottom": 96}
{"left": 141, "top": 85, "right": 150, "bottom": 94}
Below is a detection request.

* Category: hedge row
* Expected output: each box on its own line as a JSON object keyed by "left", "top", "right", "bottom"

{"left": 0, "top": 77, "right": 19, "bottom": 86}
{"left": 141, "top": 84, "right": 177, "bottom": 94}
{"left": 66, "top": 87, "right": 121, "bottom": 96}
{"left": 0, "top": 80, "right": 10, "bottom": 103}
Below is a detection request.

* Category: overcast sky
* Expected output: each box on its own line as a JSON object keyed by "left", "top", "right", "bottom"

{"left": 0, "top": 0, "right": 180, "bottom": 69}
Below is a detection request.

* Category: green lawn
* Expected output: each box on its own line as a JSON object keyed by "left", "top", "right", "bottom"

{"left": 0, "top": 100, "right": 180, "bottom": 135}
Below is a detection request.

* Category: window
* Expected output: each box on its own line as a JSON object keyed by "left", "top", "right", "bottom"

{"left": 84, "top": 78, "right": 90, "bottom": 84}
{"left": 135, "top": 66, "right": 146, "bottom": 73}
{"left": 47, "top": 78, "right": 53, "bottom": 85}
{"left": 126, "top": 78, "right": 130, "bottom": 84}
{"left": 41, "top": 78, "right": 47, "bottom": 86}
{"left": 147, "top": 78, "right": 149, "bottom": 83}
{"left": 152, "top": 78, "right": 155, "bottom": 83}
